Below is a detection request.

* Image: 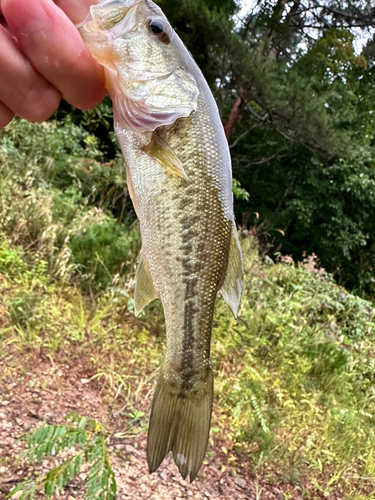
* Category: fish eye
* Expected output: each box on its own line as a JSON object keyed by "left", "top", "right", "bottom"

{"left": 147, "top": 18, "right": 171, "bottom": 45}
{"left": 149, "top": 19, "right": 165, "bottom": 35}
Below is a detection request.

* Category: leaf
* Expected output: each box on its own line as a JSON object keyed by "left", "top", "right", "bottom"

{"left": 78, "top": 416, "right": 87, "bottom": 429}
{"left": 44, "top": 478, "right": 56, "bottom": 498}
{"left": 75, "top": 453, "right": 83, "bottom": 474}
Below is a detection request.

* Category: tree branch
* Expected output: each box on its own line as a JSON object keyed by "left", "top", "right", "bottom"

{"left": 229, "top": 123, "right": 263, "bottom": 149}
{"left": 224, "top": 96, "right": 247, "bottom": 140}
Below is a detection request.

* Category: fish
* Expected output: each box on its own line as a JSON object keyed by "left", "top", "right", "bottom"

{"left": 78, "top": 0, "right": 243, "bottom": 482}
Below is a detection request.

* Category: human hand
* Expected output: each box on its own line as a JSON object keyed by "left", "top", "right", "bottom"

{"left": 0, "top": 0, "right": 106, "bottom": 129}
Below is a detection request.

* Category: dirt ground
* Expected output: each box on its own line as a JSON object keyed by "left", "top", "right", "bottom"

{"left": 0, "top": 353, "right": 310, "bottom": 500}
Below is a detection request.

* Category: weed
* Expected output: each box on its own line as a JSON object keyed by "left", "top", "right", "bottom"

{"left": 8, "top": 414, "right": 116, "bottom": 500}
{"left": 2, "top": 120, "right": 375, "bottom": 497}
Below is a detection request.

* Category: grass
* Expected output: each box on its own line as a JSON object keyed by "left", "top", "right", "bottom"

{"left": 0, "top": 118, "right": 139, "bottom": 292}
{"left": 2, "top": 233, "right": 375, "bottom": 498}
{"left": 213, "top": 241, "right": 375, "bottom": 496}
{"left": 2, "top": 118, "right": 375, "bottom": 498}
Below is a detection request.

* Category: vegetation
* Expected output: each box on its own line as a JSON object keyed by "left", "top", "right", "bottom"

{"left": 1, "top": 119, "right": 375, "bottom": 497}
{"left": 9, "top": 415, "right": 116, "bottom": 500}
{"left": 60, "top": 0, "right": 375, "bottom": 292}
{"left": 0, "top": 118, "right": 139, "bottom": 292}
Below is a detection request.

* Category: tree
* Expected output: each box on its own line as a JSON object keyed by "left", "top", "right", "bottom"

{"left": 53, "top": 0, "right": 375, "bottom": 291}
{"left": 202, "top": 0, "right": 375, "bottom": 291}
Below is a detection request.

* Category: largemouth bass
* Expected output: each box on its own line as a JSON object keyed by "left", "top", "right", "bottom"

{"left": 79, "top": 0, "right": 243, "bottom": 482}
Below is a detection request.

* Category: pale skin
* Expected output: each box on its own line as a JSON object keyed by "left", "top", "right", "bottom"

{"left": 0, "top": 0, "right": 106, "bottom": 130}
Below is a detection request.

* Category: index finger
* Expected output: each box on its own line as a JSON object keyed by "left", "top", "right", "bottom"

{"left": 0, "top": 0, "right": 99, "bottom": 24}
{"left": 3, "top": 0, "right": 106, "bottom": 111}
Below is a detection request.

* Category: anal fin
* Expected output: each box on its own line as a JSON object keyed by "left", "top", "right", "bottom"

{"left": 134, "top": 252, "right": 159, "bottom": 316}
{"left": 221, "top": 225, "right": 243, "bottom": 318}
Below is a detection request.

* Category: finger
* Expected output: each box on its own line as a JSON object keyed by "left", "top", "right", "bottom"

{"left": 54, "top": 0, "right": 100, "bottom": 25}
{"left": 0, "top": 25, "right": 61, "bottom": 121}
{"left": 0, "top": 101, "right": 14, "bottom": 129}
{"left": 0, "top": 3, "right": 7, "bottom": 28}
{"left": 3, "top": 0, "right": 106, "bottom": 111}
{"left": 1, "top": 0, "right": 100, "bottom": 30}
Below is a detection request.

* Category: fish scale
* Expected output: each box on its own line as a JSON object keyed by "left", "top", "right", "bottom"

{"left": 79, "top": 0, "right": 243, "bottom": 482}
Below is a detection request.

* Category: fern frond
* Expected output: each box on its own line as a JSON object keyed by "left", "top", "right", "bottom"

{"left": 8, "top": 414, "right": 116, "bottom": 500}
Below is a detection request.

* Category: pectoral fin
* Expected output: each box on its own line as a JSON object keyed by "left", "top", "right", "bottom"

{"left": 134, "top": 252, "right": 159, "bottom": 316}
{"left": 221, "top": 226, "right": 243, "bottom": 318}
{"left": 143, "top": 132, "right": 188, "bottom": 180}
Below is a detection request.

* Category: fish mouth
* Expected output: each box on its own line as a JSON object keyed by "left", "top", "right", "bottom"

{"left": 77, "top": 0, "right": 142, "bottom": 53}
{"left": 77, "top": 0, "right": 142, "bottom": 33}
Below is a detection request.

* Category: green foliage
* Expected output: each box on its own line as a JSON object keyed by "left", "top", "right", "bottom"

{"left": 0, "top": 119, "right": 140, "bottom": 290}
{"left": 69, "top": 218, "right": 139, "bottom": 290}
{"left": 9, "top": 414, "right": 116, "bottom": 500}
{"left": 232, "top": 179, "right": 250, "bottom": 201}
{"left": 229, "top": 24, "right": 375, "bottom": 292}
{"left": 38, "top": 0, "right": 375, "bottom": 292}
{"left": 2, "top": 224, "right": 375, "bottom": 496}
{"left": 0, "top": 237, "right": 28, "bottom": 278}
{"left": 228, "top": 23, "right": 375, "bottom": 292}
{"left": 236, "top": 147, "right": 375, "bottom": 291}
{"left": 212, "top": 238, "right": 375, "bottom": 494}
{"left": 55, "top": 97, "right": 119, "bottom": 161}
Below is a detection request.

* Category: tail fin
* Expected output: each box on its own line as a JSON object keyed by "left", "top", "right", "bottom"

{"left": 147, "top": 369, "right": 213, "bottom": 482}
